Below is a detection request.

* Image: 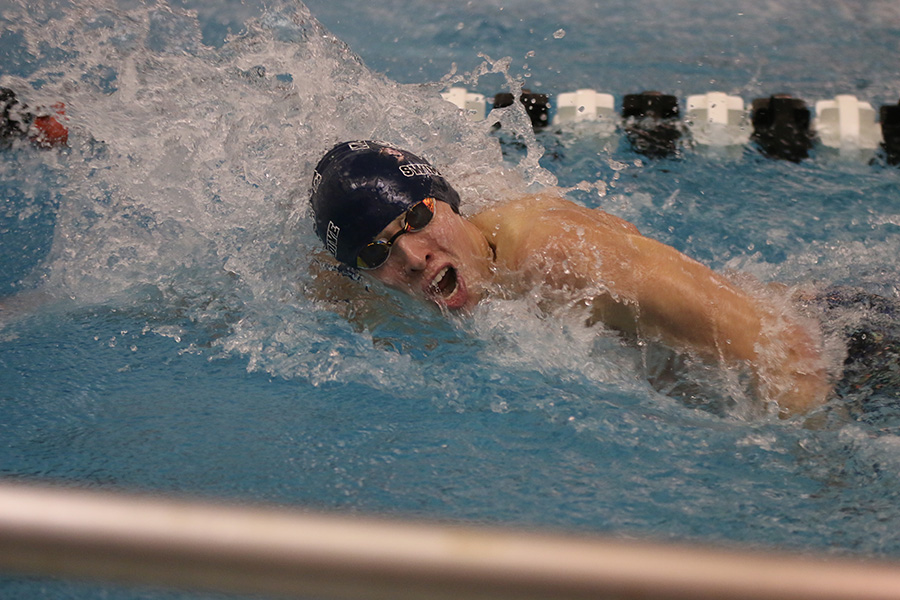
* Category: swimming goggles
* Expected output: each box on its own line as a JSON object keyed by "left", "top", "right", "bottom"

{"left": 356, "top": 197, "right": 436, "bottom": 269}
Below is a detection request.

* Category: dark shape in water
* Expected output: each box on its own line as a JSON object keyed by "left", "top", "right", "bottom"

{"left": 751, "top": 95, "right": 813, "bottom": 162}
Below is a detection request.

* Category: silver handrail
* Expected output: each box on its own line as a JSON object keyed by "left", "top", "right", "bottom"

{"left": 0, "top": 481, "right": 898, "bottom": 600}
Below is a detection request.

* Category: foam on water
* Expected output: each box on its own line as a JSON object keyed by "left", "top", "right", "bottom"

{"left": 3, "top": 0, "right": 899, "bottom": 426}
{"left": 3, "top": 0, "right": 899, "bottom": 416}
{"left": 0, "top": 0, "right": 561, "bottom": 386}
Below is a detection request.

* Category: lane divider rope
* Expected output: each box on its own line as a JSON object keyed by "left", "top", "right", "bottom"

{"left": 442, "top": 87, "right": 899, "bottom": 163}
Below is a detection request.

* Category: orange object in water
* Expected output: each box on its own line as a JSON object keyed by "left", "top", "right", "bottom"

{"left": 30, "top": 102, "right": 68, "bottom": 147}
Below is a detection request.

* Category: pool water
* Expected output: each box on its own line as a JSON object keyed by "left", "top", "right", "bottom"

{"left": 2, "top": 0, "right": 900, "bottom": 598}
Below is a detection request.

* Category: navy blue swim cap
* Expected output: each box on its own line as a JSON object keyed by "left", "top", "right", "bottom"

{"left": 310, "top": 140, "right": 461, "bottom": 266}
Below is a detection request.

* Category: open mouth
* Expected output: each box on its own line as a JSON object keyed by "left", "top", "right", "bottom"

{"left": 430, "top": 266, "right": 459, "bottom": 299}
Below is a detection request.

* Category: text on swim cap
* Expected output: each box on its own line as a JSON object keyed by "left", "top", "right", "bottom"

{"left": 399, "top": 163, "right": 440, "bottom": 177}
{"left": 326, "top": 221, "right": 340, "bottom": 257}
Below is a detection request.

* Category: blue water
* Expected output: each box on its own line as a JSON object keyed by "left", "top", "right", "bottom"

{"left": 2, "top": 1, "right": 900, "bottom": 598}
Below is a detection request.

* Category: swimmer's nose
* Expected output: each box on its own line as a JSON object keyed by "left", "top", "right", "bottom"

{"left": 391, "top": 232, "right": 430, "bottom": 273}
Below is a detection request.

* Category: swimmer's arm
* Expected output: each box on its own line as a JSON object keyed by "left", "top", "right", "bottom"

{"left": 306, "top": 256, "right": 375, "bottom": 325}
{"left": 611, "top": 234, "right": 830, "bottom": 416}
{"left": 305, "top": 255, "right": 401, "bottom": 333}
{"left": 514, "top": 218, "right": 829, "bottom": 415}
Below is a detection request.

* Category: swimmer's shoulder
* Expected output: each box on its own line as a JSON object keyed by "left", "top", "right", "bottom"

{"left": 469, "top": 191, "right": 641, "bottom": 258}
{"left": 469, "top": 194, "right": 561, "bottom": 267}
{"left": 469, "top": 194, "right": 555, "bottom": 235}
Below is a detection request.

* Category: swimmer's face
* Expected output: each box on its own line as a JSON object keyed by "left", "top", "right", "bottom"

{"left": 365, "top": 201, "right": 493, "bottom": 311}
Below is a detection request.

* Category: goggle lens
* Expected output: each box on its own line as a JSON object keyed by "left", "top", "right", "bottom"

{"left": 356, "top": 197, "right": 435, "bottom": 269}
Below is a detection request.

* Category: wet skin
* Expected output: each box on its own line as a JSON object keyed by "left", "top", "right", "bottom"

{"left": 366, "top": 200, "right": 494, "bottom": 311}
{"left": 364, "top": 194, "right": 831, "bottom": 416}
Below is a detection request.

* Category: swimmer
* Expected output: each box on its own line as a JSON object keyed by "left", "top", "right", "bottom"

{"left": 310, "top": 140, "right": 832, "bottom": 417}
{"left": 0, "top": 87, "right": 68, "bottom": 149}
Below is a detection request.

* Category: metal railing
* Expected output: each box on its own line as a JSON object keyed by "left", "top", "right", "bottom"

{"left": 0, "top": 481, "right": 898, "bottom": 600}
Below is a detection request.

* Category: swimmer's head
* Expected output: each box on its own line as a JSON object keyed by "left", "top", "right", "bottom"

{"left": 309, "top": 140, "right": 461, "bottom": 267}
